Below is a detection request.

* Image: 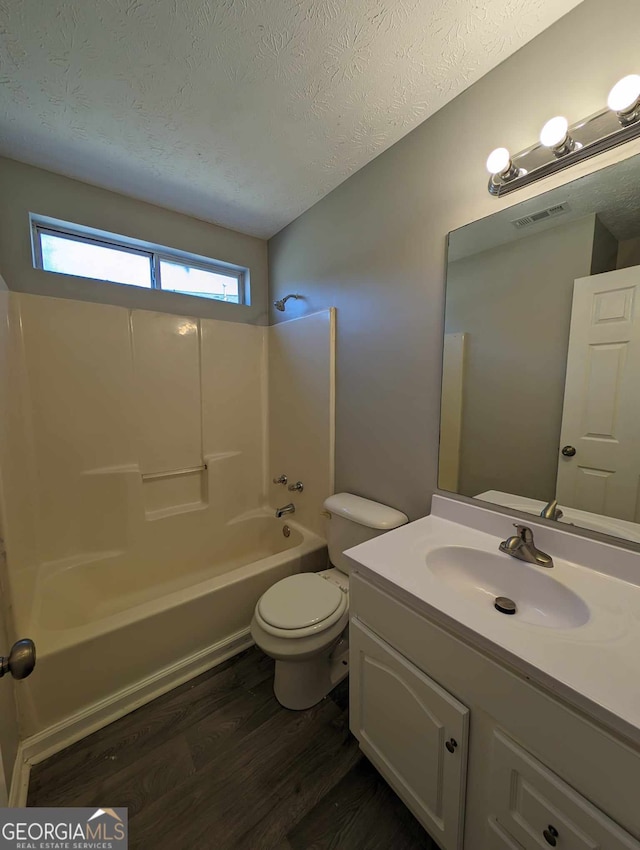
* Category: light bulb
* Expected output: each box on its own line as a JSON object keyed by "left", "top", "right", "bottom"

{"left": 608, "top": 74, "right": 640, "bottom": 113}
{"left": 486, "top": 147, "right": 511, "bottom": 175}
{"left": 540, "top": 116, "right": 569, "bottom": 149}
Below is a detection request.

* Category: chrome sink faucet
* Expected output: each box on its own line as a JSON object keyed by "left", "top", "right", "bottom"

{"left": 499, "top": 524, "right": 554, "bottom": 568}
{"left": 540, "top": 498, "right": 563, "bottom": 521}
{"left": 275, "top": 503, "right": 295, "bottom": 518}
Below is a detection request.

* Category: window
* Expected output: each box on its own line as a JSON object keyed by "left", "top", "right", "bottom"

{"left": 38, "top": 230, "right": 153, "bottom": 289}
{"left": 31, "top": 216, "right": 247, "bottom": 304}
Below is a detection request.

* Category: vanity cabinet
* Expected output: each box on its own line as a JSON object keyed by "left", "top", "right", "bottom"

{"left": 349, "top": 570, "right": 640, "bottom": 850}
{"left": 350, "top": 620, "right": 469, "bottom": 850}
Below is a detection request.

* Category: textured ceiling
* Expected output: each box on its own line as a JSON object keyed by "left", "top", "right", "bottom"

{"left": 0, "top": 0, "right": 582, "bottom": 238}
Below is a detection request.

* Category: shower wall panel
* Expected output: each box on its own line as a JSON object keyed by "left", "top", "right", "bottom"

{"left": 268, "top": 309, "right": 335, "bottom": 537}
{"left": 1, "top": 294, "right": 267, "bottom": 635}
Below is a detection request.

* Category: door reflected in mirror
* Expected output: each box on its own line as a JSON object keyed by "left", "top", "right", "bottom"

{"left": 441, "top": 152, "right": 640, "bottom": 545}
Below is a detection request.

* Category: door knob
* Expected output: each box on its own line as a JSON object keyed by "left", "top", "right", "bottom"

{"left": 0, "top": 638, "right": 36, "bottom": 680}
{"left": 561, "top": 445, "right": 576, "bottom": 457}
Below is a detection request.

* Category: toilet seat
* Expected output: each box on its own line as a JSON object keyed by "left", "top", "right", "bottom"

{"left": 255, "top": 573, "right": 348, "bottom": 639}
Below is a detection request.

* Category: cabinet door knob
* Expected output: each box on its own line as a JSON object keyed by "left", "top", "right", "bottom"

{"left": 445, "top": 738, "right": 458, "bottom": 753}
{"left": 543, "top": 825, "right": 559, "bottom": 846}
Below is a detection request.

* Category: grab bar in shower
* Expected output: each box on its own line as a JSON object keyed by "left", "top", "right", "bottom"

{"left": 141, "top": 464, "right": 207, "bottom": 481}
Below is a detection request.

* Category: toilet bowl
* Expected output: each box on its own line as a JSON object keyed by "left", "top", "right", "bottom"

{"left": 251, "top": 568, "right": 350, "bottom": 710}
{"left": 251, "top": 493, "right": 408, "bottom": 710}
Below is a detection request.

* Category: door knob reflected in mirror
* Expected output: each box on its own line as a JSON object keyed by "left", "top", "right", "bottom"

{"left": 561, "top": 445, "right": 577, "bottom": 457}
{"left": 0, "top": 638, "right": 36, "bottom": 680}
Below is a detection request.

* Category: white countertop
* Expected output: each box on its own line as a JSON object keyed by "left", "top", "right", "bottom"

{"left": 345, "top": 496, "right": 640, "bottom": 747}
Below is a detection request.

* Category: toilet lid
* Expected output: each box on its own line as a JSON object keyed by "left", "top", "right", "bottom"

{"left": 257, "top": 573, "right": 343, "bottom": 629}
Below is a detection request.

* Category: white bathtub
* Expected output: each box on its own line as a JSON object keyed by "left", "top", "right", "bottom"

{"left": 19, "top": 513, "right": 326, "bottom": 738}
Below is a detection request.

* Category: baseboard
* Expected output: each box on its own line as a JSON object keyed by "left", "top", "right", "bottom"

{"left": 18, "top": 629, "right": 254, "bottom": 782}
{"left": 8, "top": 743, "right": 30, "bottom": 807}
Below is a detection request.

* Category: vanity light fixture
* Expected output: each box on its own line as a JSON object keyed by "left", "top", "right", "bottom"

{"left": 486, "top": 147, "right": 512, "bottom": 176}
{"left": 486, "top": 147, "right": 519, "bottom": 185}
{"left": 539, "top": 116, "right": 578, "bottom": 156}
{"left": 608, "top": 74, "right": 640, "bottom": 125}
{"left": 487, "top": 73, "right": 640, "bottom": 196}
{"left": 486, "top": 147, "right": 529, "bottom": 193}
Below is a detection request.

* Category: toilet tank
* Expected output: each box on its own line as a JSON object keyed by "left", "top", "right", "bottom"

{"left": 323, "top": 493, "right": 408, "bottom": 574}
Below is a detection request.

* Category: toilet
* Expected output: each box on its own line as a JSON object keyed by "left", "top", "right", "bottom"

{"left": 251, "top": 492, "right": 408, "bottom": 710}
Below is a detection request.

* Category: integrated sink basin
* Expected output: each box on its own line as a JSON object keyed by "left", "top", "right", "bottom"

{"left": 426, "top": 546, "right": 590, "bottom": 629}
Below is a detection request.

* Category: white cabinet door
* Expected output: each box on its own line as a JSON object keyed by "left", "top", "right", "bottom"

{"left": 350, "top": 619, "right": 469, "bottom": 850}
{"left": 556, "top": 266, "right": 640, "bottom": 521}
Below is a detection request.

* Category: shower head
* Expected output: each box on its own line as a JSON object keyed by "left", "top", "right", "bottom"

{"left": 274, "top": 293, "right": 301, "bottom": 312}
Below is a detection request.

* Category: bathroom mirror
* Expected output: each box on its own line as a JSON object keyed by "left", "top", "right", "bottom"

{"left": 440, "top": 152, "right": 640, "bottom": 545}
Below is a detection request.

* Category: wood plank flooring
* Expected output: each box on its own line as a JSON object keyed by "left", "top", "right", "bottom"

{"left": 28, "top": 647, "right": 439, "bottom": 849}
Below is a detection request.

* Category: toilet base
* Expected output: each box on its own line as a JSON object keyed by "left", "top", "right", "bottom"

{"left": 273, "top": 637, "right": 349, "bottom": 710}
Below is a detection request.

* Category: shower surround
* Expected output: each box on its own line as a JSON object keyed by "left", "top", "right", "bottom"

{"left": 0, "top": 293, "right": 334, "bottom": 740}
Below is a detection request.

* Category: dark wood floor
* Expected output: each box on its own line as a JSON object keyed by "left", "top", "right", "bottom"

{"left": 28, "top": 647, "right": 439, "bottom": 849}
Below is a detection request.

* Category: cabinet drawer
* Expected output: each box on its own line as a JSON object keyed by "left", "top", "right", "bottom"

{"left": 487, "top": 818, "right": 526, "bottom": 849}
{"left": 350, "top": 620, "right": 469, "bottom": 850}
{"left": 490, "top": 730, "right": 640, "bottom": 850}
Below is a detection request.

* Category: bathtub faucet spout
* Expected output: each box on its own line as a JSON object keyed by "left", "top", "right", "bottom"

{"left": 275, "top": 503, "right": 295, "bottom": 518}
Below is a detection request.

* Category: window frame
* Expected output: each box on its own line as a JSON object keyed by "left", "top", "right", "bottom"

{"left": 30, "top": 215, "right": 248, "bottom": 305}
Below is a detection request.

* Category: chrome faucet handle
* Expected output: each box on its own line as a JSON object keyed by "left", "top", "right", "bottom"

{"left": 273, "top": 474, "right": 288, "bottom": 485}
{"left": 499, "top": 524, "right": 533, "bottom": 551}
{"left": 513, "top": 524, "right": 533, "bottom": 543}
{"left": 288, "top": 481, "right": 304, "bottom": 492}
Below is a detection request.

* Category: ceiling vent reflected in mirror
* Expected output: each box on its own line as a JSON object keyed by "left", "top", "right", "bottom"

{"left": 511, "top": 203, "right": 571, "bottom": 230}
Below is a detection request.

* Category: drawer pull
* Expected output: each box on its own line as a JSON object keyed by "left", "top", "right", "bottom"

{"left": 445, "top": 738, "right": 458, "bottom": 753}
{"left": 543, "top": 825, "right": 559, "bottom": 846}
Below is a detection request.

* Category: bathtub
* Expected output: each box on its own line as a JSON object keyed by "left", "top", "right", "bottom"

{"left": 18, "top": 513, "right": 327, "bottom": 740}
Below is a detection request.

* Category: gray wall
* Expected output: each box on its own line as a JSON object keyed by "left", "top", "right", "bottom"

{"left": 268, "top": 0, "right": 640, "bottom": 520}
{"left": 0, "top": 157, "right": 269, "bottom": 324}
{"left": 618, "top": 236, "right": 640, "bottom": 270}
{"left": 592, "top": 217, "right": 619, "bottom": 275}
{"left": 445, "top": 216, "right": 597, "bottom": 501}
